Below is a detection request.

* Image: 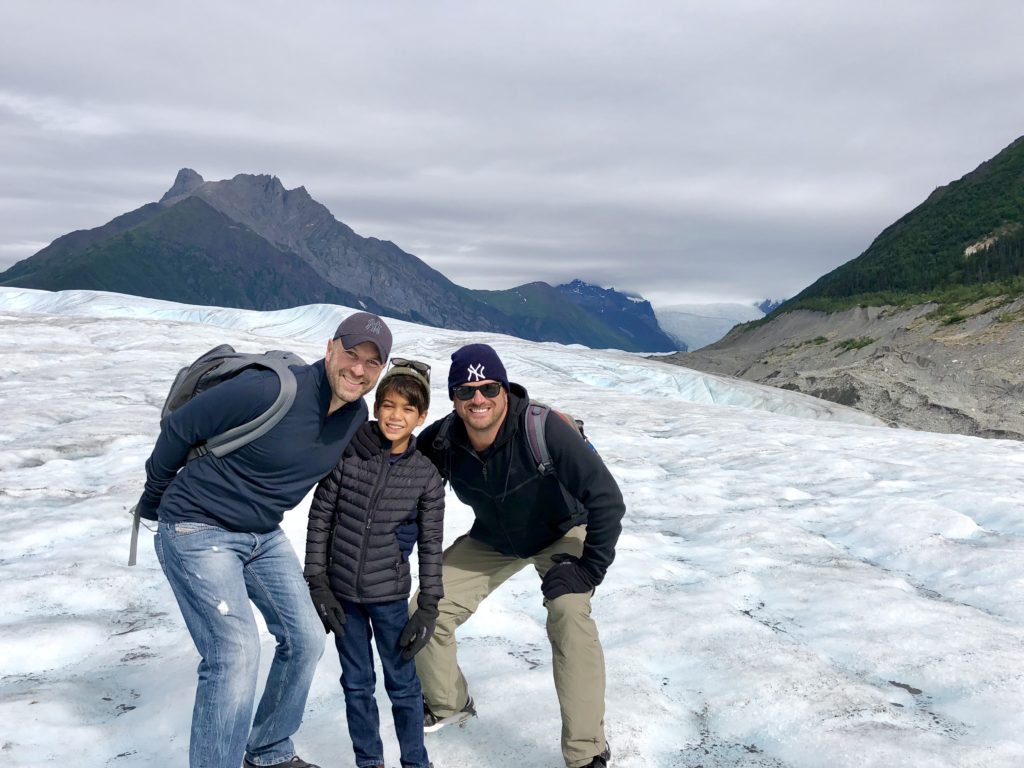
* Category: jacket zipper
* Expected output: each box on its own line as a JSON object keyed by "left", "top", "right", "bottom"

{"left": 455, "top": 439, "right": 522, "bottom": 557}
{"left": 355, "top": 455, "right": 392, "bottom": 599}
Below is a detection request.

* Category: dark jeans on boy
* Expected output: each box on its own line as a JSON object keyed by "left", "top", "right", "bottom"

{"left": 336, "top": 598, "right": 430, "bottom": 768}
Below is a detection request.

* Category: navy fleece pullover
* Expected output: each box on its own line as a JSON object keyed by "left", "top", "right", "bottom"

{"left": 139, "top": 359, "right": 366, "bottom": 533}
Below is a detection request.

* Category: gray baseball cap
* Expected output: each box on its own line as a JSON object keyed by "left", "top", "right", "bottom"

{"left": 333, "top": 312, "right": 392, "bottom": 362}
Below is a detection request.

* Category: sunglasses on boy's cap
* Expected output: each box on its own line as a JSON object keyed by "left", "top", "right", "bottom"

{"left": 378, "top": 358, "right": 432, "bottom": 408}
{"left": 452, "top": 381, "right": 503, "bottom": 400}
{"left": 389, "top": 358, "right": 431, "bottom": 380}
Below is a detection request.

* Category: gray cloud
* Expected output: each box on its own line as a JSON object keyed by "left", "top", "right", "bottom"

{"left": 2, "top": 0, "right": 1022, "bottom": 305}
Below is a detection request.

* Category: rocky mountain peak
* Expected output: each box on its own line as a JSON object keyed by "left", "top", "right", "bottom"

{"left": 159, "top": 170, "right": 319, "bottom": 218}
{"left": 229, "top": 172, "right": 286, "bottom": 197}
{"left": 559, "top": 279, "right": 654, "bottom": 310}
{"left": 159, "top": 168, "right": 205, "bottom": 205}
{"left": 156, "top": 170, "right": 339, "bottom": 253}
{"left": 0, "top": 167, "right": 691, "bottom": 353}
{"left": 556, "top": 279, "right": 676, "bottom": 351}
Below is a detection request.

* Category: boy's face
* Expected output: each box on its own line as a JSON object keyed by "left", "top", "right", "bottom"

{"left": 374, "top": 388, "right": 427, "bottom": 453}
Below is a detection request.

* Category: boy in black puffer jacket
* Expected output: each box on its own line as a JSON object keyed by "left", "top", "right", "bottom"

{"left": 304, "top": 360, "right": 443, "bottom": 768}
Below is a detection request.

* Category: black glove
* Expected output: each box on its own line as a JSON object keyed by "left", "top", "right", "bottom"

{"left": 307, "top": 579, "right": 346, "bottom": 636}
{"left": 541, "top": 553, "right": 595, "bottom": 601}
{"left": 399, "top": 605, "right": 437, "bottom": 661}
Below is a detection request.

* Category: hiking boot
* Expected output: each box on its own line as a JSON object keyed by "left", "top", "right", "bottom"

{"left": 423, "top": 696, "right": 477, "bottom": 732}
{"left": 243, "top": 757, "right": 321, "bottom": 768}
{"left": 581, "top": 743, "right": 611, "bottom": 767}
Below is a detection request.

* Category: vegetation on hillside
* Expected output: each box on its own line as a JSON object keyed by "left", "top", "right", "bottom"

{"left": 775, "top": 136, "right": 1024, "bottom": 317}
{"left": 0, "top": 198, "right": 367, "bottom": 311}
{"left": 471, "top": 282, "right": 651, "bottom": 350}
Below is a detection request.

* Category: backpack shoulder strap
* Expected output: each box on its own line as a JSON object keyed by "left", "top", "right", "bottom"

{"left": 132, "top": 350, "right": 303, "bottom": 566}
{"left": 191, "top": 352, "right": 302, "bottom": 460}
{"left": 525, "top": 402, "right": 554, "bottom": 476}
{"left": 431, "top": 411, "right": 457, "bottom": 452}
{"left": 524, "top": 401, "right": 590, "bottom": 527}
{"left": 431, "top": 412, "right": 458, "bottom": 483}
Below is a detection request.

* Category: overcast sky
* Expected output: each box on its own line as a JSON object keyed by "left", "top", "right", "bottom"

{"left": 2, "top": 1, "right": 1023, "bottom": 306}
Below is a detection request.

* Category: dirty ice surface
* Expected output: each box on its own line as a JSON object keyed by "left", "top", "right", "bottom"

{"left": 1, "top": 287, "right": 1022, "bottom": 768}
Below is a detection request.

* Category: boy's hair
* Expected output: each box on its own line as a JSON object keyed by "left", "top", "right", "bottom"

{"left": 374, "top": 373, "right": 429, "bottom": 413}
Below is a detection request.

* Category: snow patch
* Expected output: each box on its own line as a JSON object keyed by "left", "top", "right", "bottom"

{"left": 1, "top": 287, "right": 1022, "bottom": 768}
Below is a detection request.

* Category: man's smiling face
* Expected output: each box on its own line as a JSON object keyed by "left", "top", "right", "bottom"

{"left": 453, "top": 379, "right": 508, "bottom": 444}
{"left": 325, "top": 339, "right": 383, "bottom": 411}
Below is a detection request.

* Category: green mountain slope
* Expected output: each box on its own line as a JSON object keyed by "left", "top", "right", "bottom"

{"left": 783, "top": 135, "right": 1024, "bottom": 313}
{"left": 1, "top": 197, "right": 369, "bottom": 311}
{"left": 0, "top": 203, "right": 165, "bottom": 285}
{"left": 471, "top": 281, "right": 669, "bottom": 351}
{"left": 0, "top": 169, "right": 677, "bottom": 351}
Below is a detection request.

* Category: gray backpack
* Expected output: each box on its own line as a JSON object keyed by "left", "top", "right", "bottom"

{"left": 128, "top": 344, "right": 305, "bottom": 565}
{"left": 522, "top": 402, "right": 595, "bottom": 475}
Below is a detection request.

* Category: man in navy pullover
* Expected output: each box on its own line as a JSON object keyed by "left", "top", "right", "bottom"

{"left": 138, "top": 312, "right": 392, "bottom": 768}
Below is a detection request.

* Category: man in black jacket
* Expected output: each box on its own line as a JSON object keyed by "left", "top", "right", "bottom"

{"left": 415, "top": 343, "right": 624, "bottom": 768}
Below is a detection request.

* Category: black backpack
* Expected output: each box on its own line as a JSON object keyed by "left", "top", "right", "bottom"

{"left": 128, "top": 344, "right": 305, "bottom": 565}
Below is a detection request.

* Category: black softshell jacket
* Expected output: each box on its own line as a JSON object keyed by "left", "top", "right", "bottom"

{"left": 418, "top": 383, "right": 625, "bottom": 585}
{"left": 305, "top": 421, "right": 444, "bottom": 609}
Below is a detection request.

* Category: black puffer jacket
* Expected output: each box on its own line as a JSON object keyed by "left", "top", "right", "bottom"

{"left": 304, "top": 421, "right": 444, "bottom": 608}
{"left": 418, "top": 383, "right": 624, "bottom": 585}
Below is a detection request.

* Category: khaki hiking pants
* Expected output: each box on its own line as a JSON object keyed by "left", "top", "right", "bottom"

{"left": 413, "top": 525, "right": 606, "bottom": 768}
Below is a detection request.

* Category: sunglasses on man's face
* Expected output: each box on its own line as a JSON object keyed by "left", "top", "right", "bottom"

{"left": 453, "top": 382, "right": 503, "bottom": 400}
{"left": 389, "top": 358, "right": 431, "bottom": 380}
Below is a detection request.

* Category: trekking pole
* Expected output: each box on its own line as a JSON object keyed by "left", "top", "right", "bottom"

{"left": 128, "top": 505, "right": 141, "bottom": 566}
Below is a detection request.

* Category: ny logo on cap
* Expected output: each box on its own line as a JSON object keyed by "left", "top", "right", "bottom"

{"left": 467, "top": 364, "right": 486, "bottom": 381}
{"left": 365, "top": 318, "right": 384, "bottom": 334}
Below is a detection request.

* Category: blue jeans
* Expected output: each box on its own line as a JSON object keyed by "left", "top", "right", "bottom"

{"left": 155, "top": 521, "right": 325, "bottom": 768}
{"left": 335, "top": 598, "right": 430, "bottom": 768}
